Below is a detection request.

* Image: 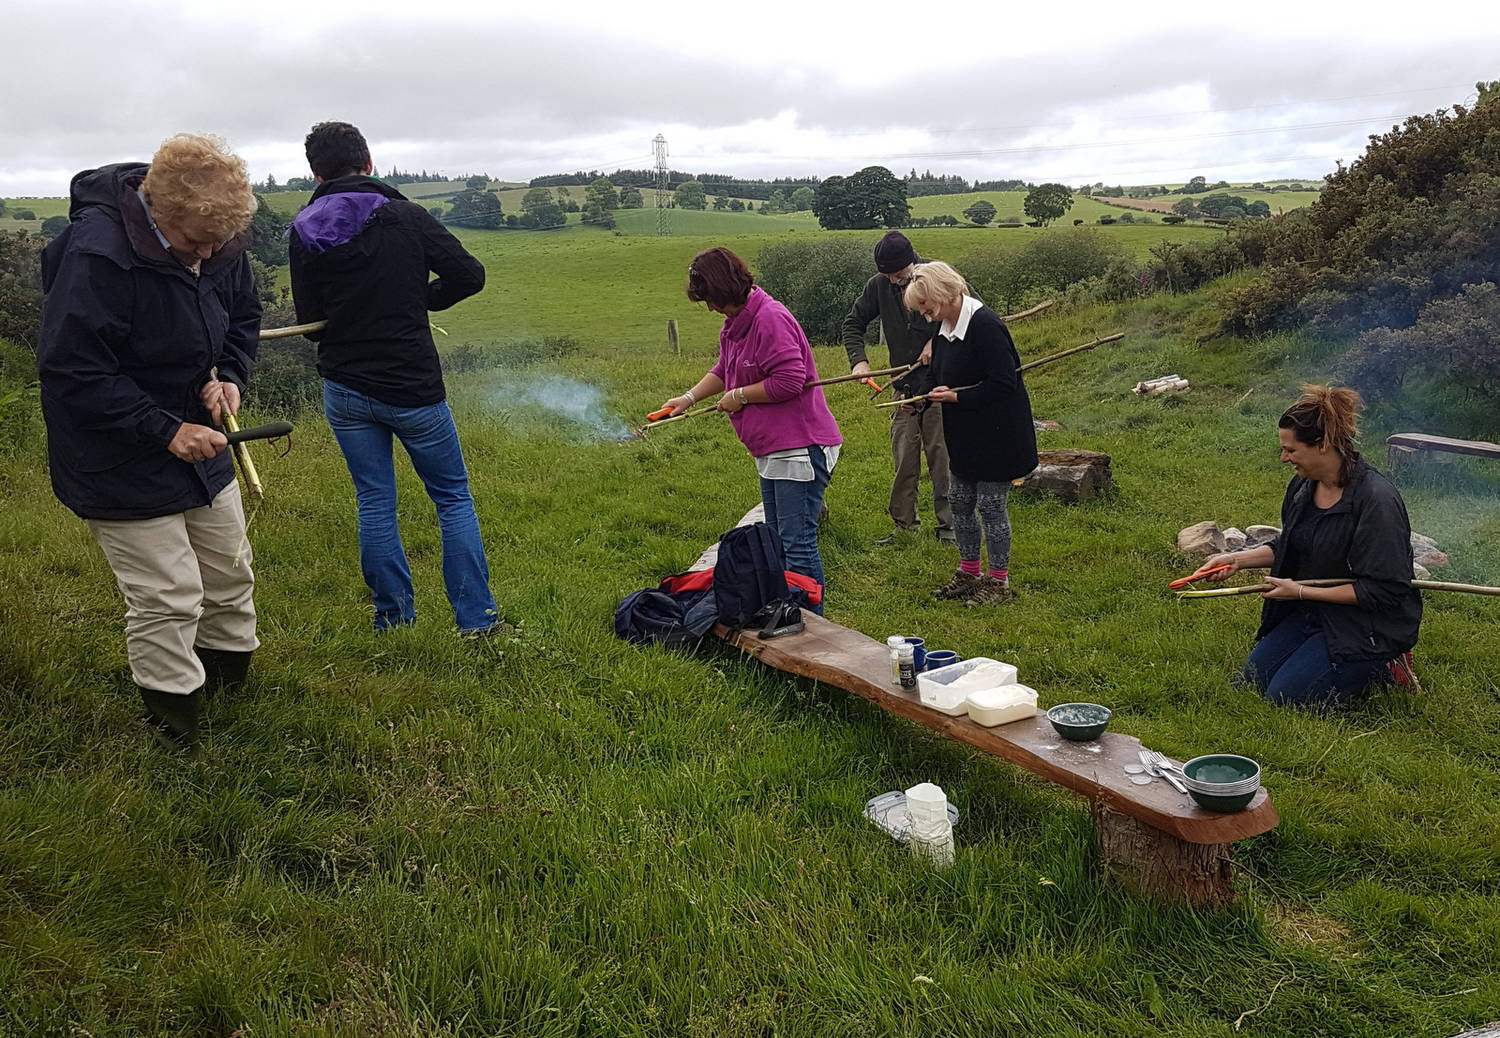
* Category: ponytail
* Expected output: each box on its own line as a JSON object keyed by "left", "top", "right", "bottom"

{"left": 1279, "top": 384, "right": 1362, "bottom": 485}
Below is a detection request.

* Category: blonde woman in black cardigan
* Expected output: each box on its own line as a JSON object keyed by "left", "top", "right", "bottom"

{"left": 903, "top": 262, "right": 1037, "bottom": 606}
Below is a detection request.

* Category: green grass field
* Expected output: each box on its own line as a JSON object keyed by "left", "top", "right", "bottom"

{"left": 1, "top": 213, "right": 1495, "bottom": 1036}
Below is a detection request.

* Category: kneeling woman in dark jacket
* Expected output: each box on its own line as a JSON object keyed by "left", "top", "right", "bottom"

{"left": 1204, "top": 385, "right": 1421, "bottom": 707}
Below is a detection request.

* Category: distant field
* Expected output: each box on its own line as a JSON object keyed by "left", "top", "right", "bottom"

{"left": 373, "top": 219, "right": 1224, "bottom": 352}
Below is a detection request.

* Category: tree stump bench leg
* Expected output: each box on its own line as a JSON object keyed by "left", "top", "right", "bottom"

{"left": 1092, "top": 805, "right": 1236, "bottom": 907}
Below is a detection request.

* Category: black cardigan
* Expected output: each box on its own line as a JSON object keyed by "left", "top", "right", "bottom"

{"left": 930, "top": 304, "right": 1038, "bottom": 483}
{"left": 1256, "top": 459, "right": 1422, "bottom": 662}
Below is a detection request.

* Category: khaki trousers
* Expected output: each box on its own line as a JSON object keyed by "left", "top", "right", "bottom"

{"left": 86, "top": 482, "right": 259, "bottom": 695}
{"left": 888, "top": 403, "right": 953, "bottom": 531}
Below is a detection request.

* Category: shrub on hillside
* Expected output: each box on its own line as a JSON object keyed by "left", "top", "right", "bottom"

{"left": 1215, "top": 100, "right": 1500, "bottom": 398}
{"left": 1352, "top": 282, "right": 1500, "bottom": 400}
{"left": 959, "top": 229, "right": 1123, "bottom": 312}
{"left": 756, "top": 238, "right": 872, "bottom": 344}
{"left": 0, "top": 231, "right": 44, "bottom": 349}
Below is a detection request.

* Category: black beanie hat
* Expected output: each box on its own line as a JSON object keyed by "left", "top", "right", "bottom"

{"left": 873, "top": 231, "right": 917, "bottom": 274}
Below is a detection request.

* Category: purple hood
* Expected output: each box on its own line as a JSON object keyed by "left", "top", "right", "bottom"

{"left": 291, "top": 191, "right": 389, "bottom": 254}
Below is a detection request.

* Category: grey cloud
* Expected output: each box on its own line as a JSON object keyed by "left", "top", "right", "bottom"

{"left": 3, "top": 1, "right": 1495, "bottom": 194}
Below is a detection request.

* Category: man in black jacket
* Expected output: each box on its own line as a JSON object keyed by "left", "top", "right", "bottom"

{"left": 842, "top": 231, "right": 954, "bottom": 544}
{"left": 37, "top": 133, "right": 263, "bottom": 753}
{"left": 289, "top": 122, "right": 500, "bottom": 635}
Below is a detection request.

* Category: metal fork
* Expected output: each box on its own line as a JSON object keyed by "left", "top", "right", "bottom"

{"left": 1139, "top": 749, "right": 1189, "bottom": 794}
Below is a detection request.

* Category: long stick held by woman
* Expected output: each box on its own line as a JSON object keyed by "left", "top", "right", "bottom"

{"left": 659, "top": 248, "right": 842, "bottom": 612}
{"left": 902, "top": 262, "right": 1037, "bottom": 606}
{"left": 1201, "top": 385, "right": 1422, "bottom": 706}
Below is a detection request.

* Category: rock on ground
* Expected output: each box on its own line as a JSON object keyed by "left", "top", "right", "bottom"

{"left": 1177, "top": 521, "right": 1225, "bottom": 556}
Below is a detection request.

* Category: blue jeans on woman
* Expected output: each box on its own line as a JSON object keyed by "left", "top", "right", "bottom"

{"left": 1239, "top": 610, "right": 1390, "bottom": 707}
{"left": 758, "top": 445, "right": 831, "bottom": 615}
{"left": 322, "top": 381, "right": 498, "bottom": 633}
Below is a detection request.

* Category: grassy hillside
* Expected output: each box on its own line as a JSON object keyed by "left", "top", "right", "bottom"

{"left": 1, "top": 220, "right": 1496, "bottom": 1035}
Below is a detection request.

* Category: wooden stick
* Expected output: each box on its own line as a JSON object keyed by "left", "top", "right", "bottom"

{"left": 1177, "top": 578, "right": 1500, "bottom": 598}
{"left": 807, "top": 364, "right": 914, "bottom": 388}
{"left": 259, "top": 321, "right": 327, "bottom": 340}
{"left": 640, "top": 404, "right": 720, "bottom": 430}
{"left": 1002, "top": 299, "right": 1054, "bottom": 322}
{"left": 872, "top": 383, "right": 979, "bottom": 409}
{"left": 1019, "top": 333, "right": 1125, "bottom": 372}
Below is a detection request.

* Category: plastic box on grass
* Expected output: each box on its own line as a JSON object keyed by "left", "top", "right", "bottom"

{"left": 916, "top": 657, "right": 1019, "bottom": 716}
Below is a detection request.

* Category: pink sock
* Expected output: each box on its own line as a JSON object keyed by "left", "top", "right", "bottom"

{"left": 988, "top": 568, "right": 1008, "bottom": 583}
{"left": 959, "top": 559, "right": 981, "bottom": 576}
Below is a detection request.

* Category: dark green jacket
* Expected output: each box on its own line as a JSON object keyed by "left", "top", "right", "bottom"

{"left": 841, "top": 271, "right": 940, "bottom": 395}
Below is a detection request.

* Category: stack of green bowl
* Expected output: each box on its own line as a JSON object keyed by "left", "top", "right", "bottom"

{"left": 1182, "top": 754, "right": 1261, "bottom": 812}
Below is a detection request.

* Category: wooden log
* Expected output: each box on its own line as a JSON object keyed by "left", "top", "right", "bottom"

{"left": 1093, "top": 805, "right": 1236, "bottom": 907}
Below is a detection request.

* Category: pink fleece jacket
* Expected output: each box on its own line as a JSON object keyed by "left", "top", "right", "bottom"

{"left": 708, "top": 287, "right": 842, "bottom": 458}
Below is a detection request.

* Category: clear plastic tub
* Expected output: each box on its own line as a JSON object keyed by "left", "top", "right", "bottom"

{"left": 916, "top": 656, "right": 1019, "bottom": 716}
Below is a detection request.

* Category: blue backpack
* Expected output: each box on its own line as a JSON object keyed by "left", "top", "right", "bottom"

{"left": 713, "top": 522, "right": 808, "bottom": 631}
{"left": 613, "top": 583, "right": 718, "bottom": 649}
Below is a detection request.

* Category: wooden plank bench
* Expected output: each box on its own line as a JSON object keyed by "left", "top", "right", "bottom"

{"left": 694, "top": 509, "right": 1277, "bottom": 906}
{"left": 1387, "top": 432, "right": 1500, "bottom": 467}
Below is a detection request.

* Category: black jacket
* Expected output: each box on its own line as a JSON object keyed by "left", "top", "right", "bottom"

{"left": 931, "top": 304, "right": 1038, "bottom": 482}
{"left": 37, "top": 163, "right": 260, "bottom": 520}
{"left": 1257, "top": 459, "right": 1422, "bottom": 662}
{"left": 289, "top": 176, "right": 485, "bottom": 407}
{"left": 841, "top": 267, "right": 941, "bottom": 396}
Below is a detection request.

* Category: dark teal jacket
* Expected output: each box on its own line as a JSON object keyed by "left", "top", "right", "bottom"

{"left": 841, "top": 269, "right": 940, "bottom": 395}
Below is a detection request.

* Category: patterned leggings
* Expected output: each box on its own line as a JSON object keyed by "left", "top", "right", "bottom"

{"left": 950, "top": 476, "right": 1011, "bottom": 569}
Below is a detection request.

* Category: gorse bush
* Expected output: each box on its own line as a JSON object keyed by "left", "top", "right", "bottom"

{"left": 1355, "top": 281, "right": 1500, "bottom": 399}
{"left": 756, "top": 237, "right": 873, "bottom": 344}
{"left": 0, "top": 231, "right": 44, "bottom": 349}
{"left": 1215, "top": 99, "right": 1500, "bottom": 399}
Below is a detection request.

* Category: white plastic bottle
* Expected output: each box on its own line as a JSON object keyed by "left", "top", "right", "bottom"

{"left": 887, "top": 636, "right": 906, "bottom": 684}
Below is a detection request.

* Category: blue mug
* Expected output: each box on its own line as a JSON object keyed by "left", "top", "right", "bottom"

{"left": 904, "top": 637, "right": 926, "bottom": 672}
{"left": 924, "top": 650, "right": 960, "bottom": 670}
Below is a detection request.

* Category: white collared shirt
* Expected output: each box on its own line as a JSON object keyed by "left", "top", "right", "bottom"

{"left": 938, "top": 294, "right": 983, "bottom": 341}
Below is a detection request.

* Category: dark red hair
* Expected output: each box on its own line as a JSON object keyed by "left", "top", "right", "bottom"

{"left": 686, "top": 247, "right": 754, "bottom": 307}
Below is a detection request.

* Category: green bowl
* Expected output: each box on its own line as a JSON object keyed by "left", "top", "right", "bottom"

{"left": 1187, "top": 787, "right": 1257, "bottom": 813}
{"left": 1182, "top": 754, "right": 1260, "bottom": 788}
{"left": 1046, "top": 702, "right": 1111, "bottom": 741}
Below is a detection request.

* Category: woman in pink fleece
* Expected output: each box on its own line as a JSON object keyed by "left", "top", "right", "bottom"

{"left": 660, "top": 247, "right": 842, "bottom": 609}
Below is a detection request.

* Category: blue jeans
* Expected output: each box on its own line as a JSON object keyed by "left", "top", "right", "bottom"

{"left": 758, "top": 445, "right": 831, "bottom": 615}
{"left": 1239, "top": 610, "right": 1390, "bottom": 708}
{"left": 322, "top": 381, "right": 497, "bottom": 632}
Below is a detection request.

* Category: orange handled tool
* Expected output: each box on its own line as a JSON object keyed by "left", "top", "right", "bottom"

{"left": 1168, "top": 563, "right": 1233, "bottom": 590}
{"left": 862, "top": 377, "right": 888, "bottom": 396}
{"left": 646, "top": 406, "right": 676, "bottom": 422}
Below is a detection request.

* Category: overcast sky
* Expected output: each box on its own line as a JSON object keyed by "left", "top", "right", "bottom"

{"left": 3, "top": 0, "right": 1496, "bottom": 197}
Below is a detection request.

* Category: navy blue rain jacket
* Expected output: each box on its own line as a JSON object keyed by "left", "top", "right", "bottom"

{"left": 36, "top": 163, "right": 261, "bottom": 520}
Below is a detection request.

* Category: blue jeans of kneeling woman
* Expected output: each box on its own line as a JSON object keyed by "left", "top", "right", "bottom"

{"left": 322, "top": 381, "right": 498, "bottom": 632}
{"left": 758, "top": 444, "right": 832, "bottom": 615}
{"left": 1239, "top": 609, "right": 1391, "bottom": 707}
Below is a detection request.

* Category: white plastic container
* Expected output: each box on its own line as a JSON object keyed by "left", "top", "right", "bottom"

{"left": 965, "top": 684, "right": 1038, "bottom": 727}
{"left": 917, "top": 657, "right": 1018, "bottom": 716}
{"left": 904, "top": 782, "right": 955, "bottom": 867}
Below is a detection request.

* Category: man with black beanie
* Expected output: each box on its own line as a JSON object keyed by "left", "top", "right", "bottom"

{"left": 842, "top": 231, "right": 954, "bottom": 544}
